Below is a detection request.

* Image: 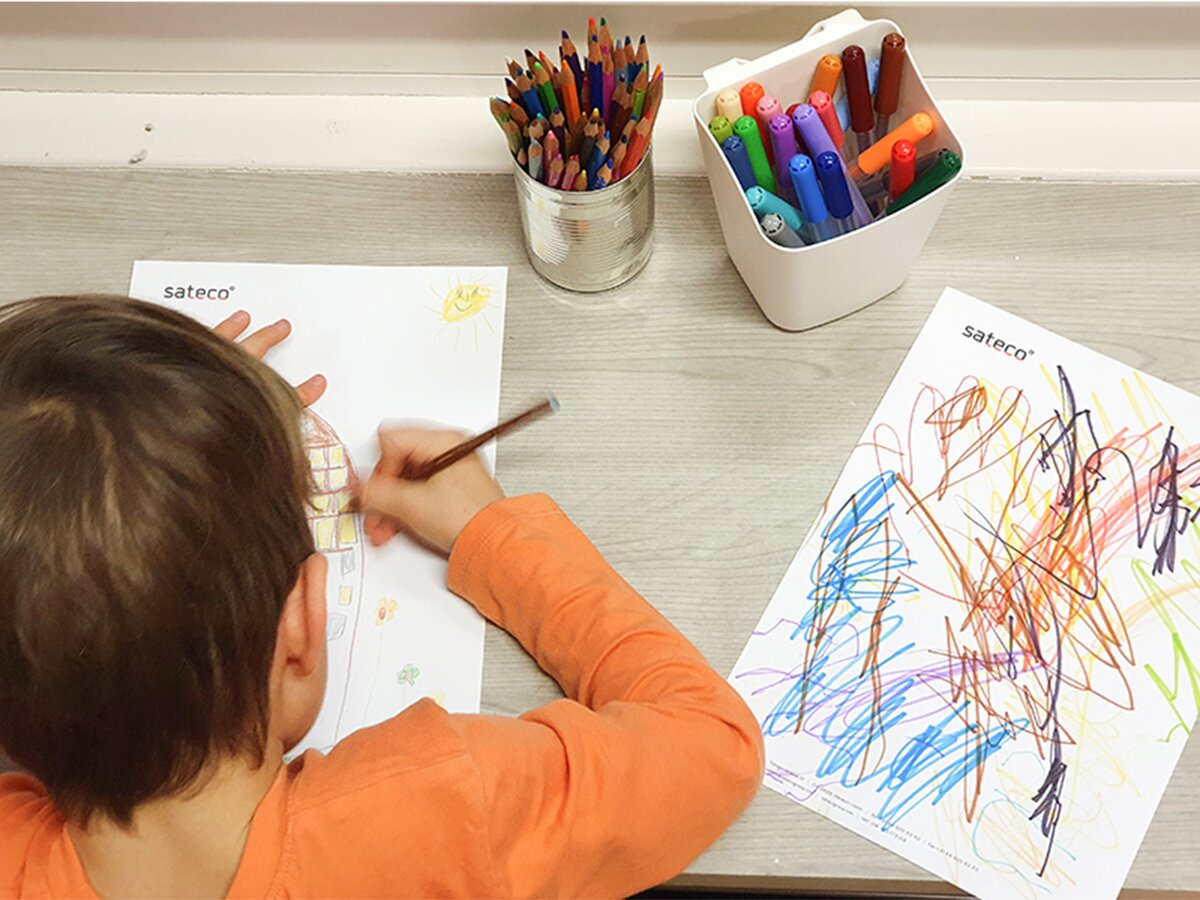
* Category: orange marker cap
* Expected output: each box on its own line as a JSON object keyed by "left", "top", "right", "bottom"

{"left": 810, "top": 54, "right": 842, "bottom": 98}
{"left": 739, "top": 81, "right": 765, "bottom": 117}
{"left": 857, "top": 112, "right": 934, "bottom": 174}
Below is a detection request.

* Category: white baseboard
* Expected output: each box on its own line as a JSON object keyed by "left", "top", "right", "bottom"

{"left": 3, "top": 87, "right": 1199, "bottom": 181}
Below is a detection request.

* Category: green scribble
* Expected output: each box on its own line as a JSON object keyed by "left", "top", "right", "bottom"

{"left": 1133, "top": 559, "right": 1200, "bottom": 741}
{"left": 396, "top": 663, "right": 421, "bottom": 687}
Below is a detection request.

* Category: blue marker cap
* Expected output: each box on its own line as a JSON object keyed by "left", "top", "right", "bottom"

{"left": 816, "top": 151, "right": 854, "bottom": 219}
{"left": 721, "top": 135, "right": 757, "bottom": 191}
{"left": 788, "top": 154, "right": 828, "bottom": 225}
{"left": 792, "top": 104, "right": 836, "bottom": 161}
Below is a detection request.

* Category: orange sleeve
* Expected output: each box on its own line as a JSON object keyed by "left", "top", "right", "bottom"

{"left": 445, "top": 494, "right": 765, "bottom": 898}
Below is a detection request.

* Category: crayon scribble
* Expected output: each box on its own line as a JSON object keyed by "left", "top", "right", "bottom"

{"left": 736, "top": 364, "right": 1200, "bottom": 888}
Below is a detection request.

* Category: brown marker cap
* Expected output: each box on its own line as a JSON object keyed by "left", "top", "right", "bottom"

{"left": 875, "top": 32, "right": 907, "bottom": 116}
{"left": 841, "top": 45, "right": 873, "bottom": 133}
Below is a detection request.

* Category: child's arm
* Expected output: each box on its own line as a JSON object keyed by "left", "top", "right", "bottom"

{"left": 359, "top": 430, "right": 765, "bottom": 898}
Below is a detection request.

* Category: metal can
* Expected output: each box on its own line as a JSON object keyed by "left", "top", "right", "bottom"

{"left": 512, "top": 149, "right": 655, "bottom": 293}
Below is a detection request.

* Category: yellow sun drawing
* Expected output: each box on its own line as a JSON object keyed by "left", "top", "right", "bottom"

{"left": 429, "top": 276, "right": 496, "bottom": 351}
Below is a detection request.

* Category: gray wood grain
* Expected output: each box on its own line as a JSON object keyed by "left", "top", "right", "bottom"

{"left": 1, "top": 167, "right": 1197, "bottom": 896}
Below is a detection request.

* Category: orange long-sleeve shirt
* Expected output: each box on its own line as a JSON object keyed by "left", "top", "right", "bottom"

{"left": 1, "top": 494, "right": 764, "bottom": 898}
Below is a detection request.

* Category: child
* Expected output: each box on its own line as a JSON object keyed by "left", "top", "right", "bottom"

{"left": 0, "top": 294, "right": 764, "bottom": 898}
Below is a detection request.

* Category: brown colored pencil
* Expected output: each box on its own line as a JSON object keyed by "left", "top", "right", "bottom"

{"left": 599, "top": 19, "right": 613, "bottom": 55}
{"left": 506, "top": 59, "right": 522, "bottom": 81}
{"left": 402, "top": 398, "right": 559, "bottom": 481}
{"left": 508, "top": 101, "right": 529, "bottom": 129}
{"left": 527, "top": 117, "right": 547, "bottom": 144}
{"left": 609, "top": 135, "right": 629, "bottom": 180}
{"left": 567, "top": 112, "right": 587, "bottom": 156}
{"left": 571, "top": 169, "right": 588, "bottom": 191}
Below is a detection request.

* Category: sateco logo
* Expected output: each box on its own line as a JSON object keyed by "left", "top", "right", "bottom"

{"left": 163, "top": 285, "right": 236, "bottom": 301}
{"left": 962, "top": 325, "right": 1035, "bottom": 361}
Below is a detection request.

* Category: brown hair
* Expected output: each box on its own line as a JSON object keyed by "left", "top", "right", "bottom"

{"left": 0, "top": 295, "right": 315, "bottom": 825}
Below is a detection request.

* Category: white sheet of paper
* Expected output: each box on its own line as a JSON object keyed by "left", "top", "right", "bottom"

{"left": 130, "top": 260, "right": 507, "bottom": 753}
{"left": 731, "top": 288, "right": 1200, "bottom": 900}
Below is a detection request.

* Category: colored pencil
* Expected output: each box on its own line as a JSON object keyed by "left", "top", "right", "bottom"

{"left": 495, "top": 14, "right": 663, "bottom": 191}
{"left": 402, "top": 397, "right": 559, "bottom": 481}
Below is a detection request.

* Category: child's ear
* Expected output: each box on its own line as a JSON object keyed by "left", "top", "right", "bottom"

{"left": 281, "top": 553, "right": 328, "bottom": 676}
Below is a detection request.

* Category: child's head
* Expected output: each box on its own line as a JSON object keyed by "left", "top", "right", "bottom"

{"left": 0, "top": 295, "right": 328, "bottom": 825}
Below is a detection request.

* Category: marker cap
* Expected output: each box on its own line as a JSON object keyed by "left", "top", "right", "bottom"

{"left": 857, "top": 112, "right": 934, "bottom": 174}
{"left": 739, "top": 81, "right": 766, "bottom": 117}
{"left": 756, "top": 94, "right": 784, "bottom": 124}
{"left": 875, "top": 33, "right": 907, "bottom": 116}
{"left": 709, "top": 115, "right": 734, "bottom": 145}
{"left": 792, "top": 103, "right": 836, "bottom": 160}
{"left": 808, "top": 90, "right": 843, "bottom": 149}
{"left": 889, "top": 138, "right": 916, "bottom": 200}
{"left": 810, "top": 54, "right": 842, "bottom": 98}
{"left": 841, "top": 45, "right": 874, "bottom": 133}
{"left": 788, "top": 153, "right": 828, "bottom": 225}
{"left": 815, "top": 151, "right": 853, "bottom": 219}
{"left": 716, "top": 88, "right": 743, "bottom": 122}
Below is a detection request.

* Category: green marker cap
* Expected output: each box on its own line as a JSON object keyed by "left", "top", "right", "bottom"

{"left": 732, "top": 115, "right": 777, "bottom": 194}
{"left": 886, "top": 150, "right": 962, "bottom": 215}
{"left": 709, "top": 115, "right": 734, "bottom": 145}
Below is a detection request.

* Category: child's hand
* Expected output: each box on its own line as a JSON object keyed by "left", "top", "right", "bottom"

{"left": 355, "top": 428, "right": 506, "bottom": 555}
{"left": 213, "top": 309, "right": 326, "bottom": 406}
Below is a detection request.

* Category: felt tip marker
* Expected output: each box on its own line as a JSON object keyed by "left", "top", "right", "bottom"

{"left": 889, "top": 139, "right": 916, "bottom": 200}
{"left": 716, "top": 88, "right": 743, "bottom": 123}
{"left": 788, "top": 153, "right": 835, "bottom": 243}
{"left": 709, "top": 115, "right": 734, "bottom": 145}
{"left": 739, "top": 82, "right": 774, "bottom": 164}
{"left": 886, "top": 149, "right": 962, "bottom": 214}
{"left": 853, "top": 112, "right": 934, "bottom": 177}
{"left": 815, "top": 151, "right": 856, "bottom": 235}
{"left": 841, "top": 45, "right": 874, "bottom": 157}
{"left": 745, "top": 185, "right": 804, "bottom": 233}
{"left": 768, "top": 114, "right": 800, "bottom": 203}
{"left": 760, "top": 212, "right": 807, "bottom": 248}
{"left": 733, "top": 115, "right": 777, "bottom": 193}
{"left": 721, "top": 135, "right": 757, "bottom": 191}
{"left": 874, "top": 33, "right": 907, "bottom": 141}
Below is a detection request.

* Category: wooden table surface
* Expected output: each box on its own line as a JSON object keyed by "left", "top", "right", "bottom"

{"left": 2, "top": 168, "right": 1197, "bottom": 897}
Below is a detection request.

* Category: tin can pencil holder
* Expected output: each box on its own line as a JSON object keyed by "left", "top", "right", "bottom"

{"left": 513, "top": 149, "right": 655, "bottom": 293}
{"left": 693, "top": 9, "right": 964, "bottom": 331}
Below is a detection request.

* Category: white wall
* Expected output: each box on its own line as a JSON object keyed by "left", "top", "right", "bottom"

{"left": 2, "top": 1, "right": 1199, "bottom": 178}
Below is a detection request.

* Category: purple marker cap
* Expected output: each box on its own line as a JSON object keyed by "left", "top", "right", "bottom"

{"left": 816, "top": 151, "right": 854, "bottom": 219}
{"left": 792, "top": 103, "right": 836, "bottom": 161}
{"left": 768, "top": 114, "right": 799, "bottom": 165}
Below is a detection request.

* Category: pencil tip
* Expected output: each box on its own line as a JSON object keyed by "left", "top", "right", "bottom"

{"left": 600, "top": 16, "right": 606, "bottom": 25}
{"left": 548, "top": 395, "right": 560, "bottom": 412}
{"left": 562, "top": 29, "right": 570, "bottom": 38}
{"left": 640, "top": 34, "right": 646, "bottom": 44}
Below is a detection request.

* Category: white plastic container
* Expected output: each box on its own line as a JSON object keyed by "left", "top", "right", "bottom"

{"left": 693, "top": 9, "right": 964, "bottom": 331}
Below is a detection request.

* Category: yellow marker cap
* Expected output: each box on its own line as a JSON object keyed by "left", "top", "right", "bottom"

{"left": 857, "top": 112, "right": 934, "bottom": 175}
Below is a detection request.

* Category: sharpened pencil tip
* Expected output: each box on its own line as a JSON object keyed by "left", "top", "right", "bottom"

{"left": 548, "top": 394, "right": 560, "bottom": 412}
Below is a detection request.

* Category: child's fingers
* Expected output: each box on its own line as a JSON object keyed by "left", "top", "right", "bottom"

{"left": 213, "top": 310, "right": 252, "bottom": 341}
{"left": 238, "top": 319, "right": 292, "bottom": 359}
{"left": 376, "top": 427, "right": 467, "bottom": 474}
{"left": 295, "top": 373, "right": 327, "bottom": 407}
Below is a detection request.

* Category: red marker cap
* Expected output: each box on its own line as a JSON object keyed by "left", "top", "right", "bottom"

{"left": 841, "top": 45, "right": 874, "bottom": 134}
{"left": 875, "top": 33, "right": 907, "bottom": 117}
{"left": 889, "top": 139, "right": 916, "bottom": 200}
